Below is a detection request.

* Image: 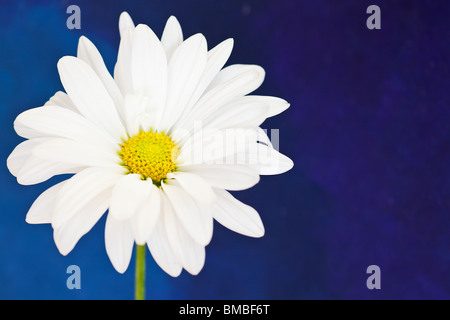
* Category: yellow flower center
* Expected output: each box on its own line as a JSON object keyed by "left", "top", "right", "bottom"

{"left": 119, "top": 130, "right": 179, "bottom": 183}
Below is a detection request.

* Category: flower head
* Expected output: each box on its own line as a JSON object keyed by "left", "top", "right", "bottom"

{"left": 7, "top": 12, "right": 293, "bottom": 276}
{"left": 119, "top": 129, "right": 179, "bottom": 183}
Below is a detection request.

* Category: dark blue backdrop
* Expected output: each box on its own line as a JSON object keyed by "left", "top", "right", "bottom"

{"left": 0, "top": 0, "right": 448, "bottom": 299}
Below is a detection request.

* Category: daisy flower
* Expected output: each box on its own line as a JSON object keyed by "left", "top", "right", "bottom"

{"left": 7, "top": 12, "right": 293, "bottom": 278}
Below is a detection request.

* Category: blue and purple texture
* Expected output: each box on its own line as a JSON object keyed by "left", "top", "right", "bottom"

{"left": 0, "top": 0, "right": 448, "bottom": 299}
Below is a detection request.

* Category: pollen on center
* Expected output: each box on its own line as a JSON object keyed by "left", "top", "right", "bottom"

{"left": 118, "top": 129, "right": 179, "bottom": 183}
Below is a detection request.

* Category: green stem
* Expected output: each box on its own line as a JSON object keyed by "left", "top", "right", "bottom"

{"left": 135, "top": 244, "right": 146, "bottom": 300}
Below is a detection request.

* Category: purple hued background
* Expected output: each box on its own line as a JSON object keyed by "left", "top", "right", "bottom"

{"left": 0, "top": 0, "right": 448, "bottom": 299}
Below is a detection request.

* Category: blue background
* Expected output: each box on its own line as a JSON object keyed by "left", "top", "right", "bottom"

{"left": 0, "top": 0, "right": 449, "bottom": 299}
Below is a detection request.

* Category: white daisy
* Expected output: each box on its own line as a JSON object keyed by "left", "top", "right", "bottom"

{"left": 7, "top": 12, "right": 293, "bottom": 276}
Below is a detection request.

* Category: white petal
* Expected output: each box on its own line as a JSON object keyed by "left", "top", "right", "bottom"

{"left": 31, "top": 138, "right": 119, "bottom": 169}
{"left": 239, "top": 143, "right": 294, "bottom": 175}
{"left": 105, "top": 213, "right": 134, "bottom": 273}
{"left": 202, "top": 38, "right": 234, "bottom": 90}
{"left": 161, "top": 33, "right": 207, "bottom": 131}
{"left": 122, "top": 94, "right": 155, "bottom": 135}
{"left": 77, "top": 36, "right": 123, "bottom": 112}
{"left": 119, "top": 11, "right": 135, "bottom": 37}
{"left": 26, "top": 180, "right": 67, "bottom": 224}
{"left": 147, "top": 214, "right": 182, "bottom": 277}
{"left": 53, "top": 183, "right": 112, "bottom": 255}
{"left": 178, "top": 65, "right": 265, "bottom": 130}
{"left": 180, "top": 164, "right": 260, "bottom": 191}
{"left": 52, "top": 167, "right": 122, "bottom": 229}
{"left": 57, "top": 56, "right": 126, "bottom": 139}
{"left": 131, "top": 183, "right": 161, "bottom": 245}
{"left": 109, "top": 174, "right": 154, "bottom": 221}
{"left": 212, "top": 188, "right": 264, "bottom": 237}
{"left": 161, "top": 182, "right": 213, "bottom": 246}
{"left": 207, "top": 64, "right": 265, "bottom": 92}
{"left": 202, "top": 99, "right": 269, "bottom": 130}
{"left": 257, "top": 149, "right": 293, "bottom": 175}
{"left": 131, "top": 24, "right": 167, "bottom": 110}
{"left": 161, "top": 16, "right": 183, "bottom": 61}
{"left": 167, "top": 171, "right": 215, "bottom": 203}
{"left": 256, "top": 127, "right": 273, "bottom": 148}
{"left": 171, "top": 38, "right": 234, "bottom": 131}
{"left": 7, "top": 138, "right": 43, "bottom": 177}
{"left": 17, "top": 153, "right": 82, "bottom": 186}
{"left": 44, "top": 91, "right": 77, "bottom": 112}
{"left": 187, "top": 38, "right": 234, "bottom": 109}
{"left": 244, "top": 95, "right": 290, "bottom": 117}
{"left": 114, "top": 23, "right": 134, "bottom": 97}
{"left": 115, "top": 12, "right": 136, "bottom": 101}
{"left": 14, "top": 106, "right": 117, "bottom": 149}
{"left": 162, "top": 194, "right": 206, "bottom": 275}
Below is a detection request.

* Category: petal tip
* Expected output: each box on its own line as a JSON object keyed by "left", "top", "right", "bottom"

{"left": 167, "top": 15, "right": 180, "bottom": 24}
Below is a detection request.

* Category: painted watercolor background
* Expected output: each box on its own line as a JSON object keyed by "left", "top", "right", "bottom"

{"left": 0, "top": 0, "right": 448, "bottom": 299}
